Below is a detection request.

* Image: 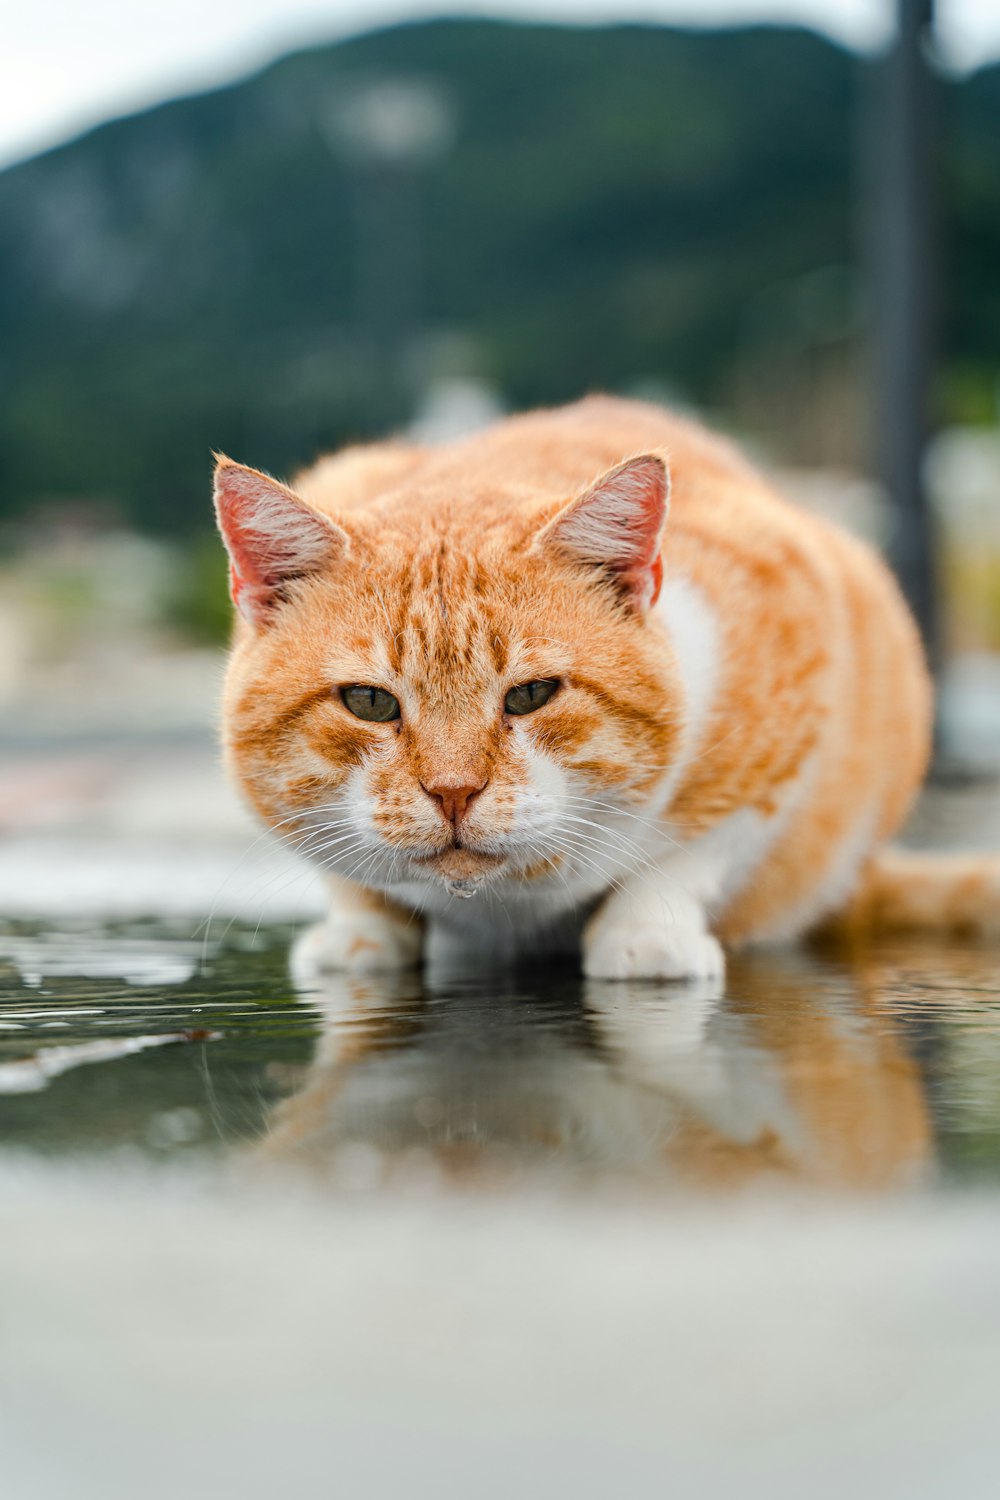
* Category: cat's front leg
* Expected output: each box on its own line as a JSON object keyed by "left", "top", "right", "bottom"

{"left": 583, "top": 861, "right": 725, "bottom": 982}
{"left": 291, "top": 875, "right": 423, "bottom": 978}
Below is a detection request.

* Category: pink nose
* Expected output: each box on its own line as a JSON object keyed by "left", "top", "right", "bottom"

{"left": 421, "top": 778, "right": 487, "bottom": 825}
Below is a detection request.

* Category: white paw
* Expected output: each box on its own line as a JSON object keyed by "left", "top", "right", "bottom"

{"left": 290, "top": 908, "right": 422, "bottom": 980}
{"left": 583, "top": 917, "right": 725, "bottom": 982}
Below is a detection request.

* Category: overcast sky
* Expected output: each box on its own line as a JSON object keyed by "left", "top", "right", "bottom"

{"left": 3, "top": 0, "right": 997, "bottom": 170}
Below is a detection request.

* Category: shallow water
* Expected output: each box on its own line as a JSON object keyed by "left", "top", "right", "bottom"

{"left": 3, "top": 916, "right": 999, "bottom": 1195}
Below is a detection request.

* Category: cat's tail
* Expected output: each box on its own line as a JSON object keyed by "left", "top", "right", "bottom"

{"left": 827, "top": 849, "right": 1000, "bottom": 939}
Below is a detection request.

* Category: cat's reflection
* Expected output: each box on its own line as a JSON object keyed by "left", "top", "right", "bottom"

{"left": 260, "top": 947, "right": 933, "bottom": 1191}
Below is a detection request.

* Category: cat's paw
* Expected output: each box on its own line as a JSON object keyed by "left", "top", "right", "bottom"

{"left": 291, "top": 907, "right": 423, "bottom": 979}
{"left": 583, "top": 917, "right": 725, "bottom": 983}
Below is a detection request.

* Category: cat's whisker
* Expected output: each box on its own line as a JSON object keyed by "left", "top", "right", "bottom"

{"left": 558, "top": 808, "right": 655, "bottom": 849}
{"left": 194, "top": 820, "right": 299, "bottom": 963}
{"left": 290, "top": 825, "right": 364, "bottom": 862}
{"left": 227, "top": 851, "right": 328, "bottom": 955}
{"left": 200, "top": 837, "right": 331, "bottom": 956}
{"left": 561, "top": 816, "right": 660, "bottom": 874}
{"left": 300, "top": 844, "right": 369, "bottom": 879}
{"left": 678, "top": 725, "right": 742, "bottom": 768}
{"left": 557, "top": 818, "right": 660, "bottom": 878}
{"left": 238, "top": 843, "right": 338, "bottom": 927}
{"left": 306, "top": 834, "right": 379, "bottom": 875}
{"left": 558, "top": 831, "right": 652, "bottom": 891}
{"left": 337, "top": 841, "right": 393, "bottom": 889}
{"left": 282, "top": 812, "right": 358, "bottom": 839}
{"left": 555, "top": 795, "right": 695, "bottom": 852}
{"left": 557, "top": 833, "right": 632, "bottom": 900}
{"left": 524, "top": 795, "right": 678, "bottom": 860}
{"left": 192, "top": 804, "right": 361, "bottom": 957}
{"left": 267, "top": 803, "right": 356, "bottom": 841}
{"left": 247, "top": 855, "right": 331, "bottom": 951}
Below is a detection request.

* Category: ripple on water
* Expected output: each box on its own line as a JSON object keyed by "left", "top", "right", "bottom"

{"left": 1, "top": 918, "right": 1000, "bottom": 1193}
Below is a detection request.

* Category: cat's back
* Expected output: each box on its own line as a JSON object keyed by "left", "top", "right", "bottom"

{"left": 430, "top": 395, "right": 767, "bottom": 513}
{"left": 294, "top": 395, "right": 761, "bottom": 523}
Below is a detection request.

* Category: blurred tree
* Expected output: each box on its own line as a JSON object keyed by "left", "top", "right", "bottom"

{"left": 0, "top": 18, "right": 995, "bottom": 539}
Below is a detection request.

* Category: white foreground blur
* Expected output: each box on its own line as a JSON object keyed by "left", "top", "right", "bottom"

{"left": 0, "top": 1162, "right": 997, "bottom": 1499}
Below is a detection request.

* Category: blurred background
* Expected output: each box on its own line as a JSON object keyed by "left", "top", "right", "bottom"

{"left": 1, "top": 0, "right": 998, "bottom": 884}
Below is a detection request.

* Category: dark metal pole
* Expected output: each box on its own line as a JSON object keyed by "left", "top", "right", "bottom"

{"left": 872, "top": 0, "right": 940, "bottom": 668}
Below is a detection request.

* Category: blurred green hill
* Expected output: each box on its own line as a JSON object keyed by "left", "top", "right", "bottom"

{"left": 0, "top": 17, "right": 996, "bottom": 534}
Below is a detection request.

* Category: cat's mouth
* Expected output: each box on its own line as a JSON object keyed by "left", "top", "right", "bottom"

{"left": 412, "top": 846, "right": 506, "bottom": 881}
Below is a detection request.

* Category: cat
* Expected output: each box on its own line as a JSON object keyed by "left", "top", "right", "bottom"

{"left": 213, "top": 394, "right": 1000, "bottom": 979}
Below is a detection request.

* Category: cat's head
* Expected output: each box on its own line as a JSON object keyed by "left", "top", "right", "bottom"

{"left": 215, "top": 452, "right": 683, "bottom": 901}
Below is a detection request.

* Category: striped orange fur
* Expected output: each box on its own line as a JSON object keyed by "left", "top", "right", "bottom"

{"left": 214, "top": 395, "right": 997, "bottom": 980}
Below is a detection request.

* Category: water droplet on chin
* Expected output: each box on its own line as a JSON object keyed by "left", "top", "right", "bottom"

{"left": 446, "top": 879, "right": 479, "bottom": 899}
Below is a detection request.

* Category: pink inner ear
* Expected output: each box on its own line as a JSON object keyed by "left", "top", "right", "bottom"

{"left": 541, "top": 454, "right": 669, "bottom": 612}
{"left": 603, "top": 458, "right": 667, "bottom": 607}
{"left": 213, "top": 458, "right": 343, "bottom": 625}
{"left": 643, "top": 552, "right": 665, "bottom": 610}
{"left": 226, "top": 559, "right": 262, "bottom": 624}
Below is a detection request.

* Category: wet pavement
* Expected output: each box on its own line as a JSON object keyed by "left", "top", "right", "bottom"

{"left": 2, "top": 737, "right": 1000, "bottom": 1497}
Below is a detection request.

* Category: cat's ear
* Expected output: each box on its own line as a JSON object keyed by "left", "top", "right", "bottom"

{"left": 213, "top": 456, "right": 348, "bottom": 626}
{"left": 537, "top": 454, "right": 669, "bottom": 611}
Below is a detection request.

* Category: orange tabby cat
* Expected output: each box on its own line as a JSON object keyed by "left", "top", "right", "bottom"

{"left": 214, "top": 395, "right": 999, "bottom": 978}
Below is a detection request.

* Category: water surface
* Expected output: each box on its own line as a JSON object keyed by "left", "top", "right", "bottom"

{"left": 3, "top": 917, "right": 999, "bottom": 1195}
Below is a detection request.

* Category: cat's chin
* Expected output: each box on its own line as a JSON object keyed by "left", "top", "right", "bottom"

{"left": 411, "top": 847, "right": 506, "bottom": 883}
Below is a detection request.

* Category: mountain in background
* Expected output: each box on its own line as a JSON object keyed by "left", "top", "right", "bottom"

{"left": 0, "top": 17, "right": 996, "bottom": 534}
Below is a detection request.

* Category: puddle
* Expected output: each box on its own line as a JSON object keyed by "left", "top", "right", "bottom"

{"left": 2, "top": 917, "right": 1000, "bottom": 1192}
{"left": 0, "top": 921, "right": 313, "bottom": 1153}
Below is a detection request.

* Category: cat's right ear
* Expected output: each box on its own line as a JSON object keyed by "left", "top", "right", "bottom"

{"left": 213, "top": 456, "right": 348, "bottom": 627}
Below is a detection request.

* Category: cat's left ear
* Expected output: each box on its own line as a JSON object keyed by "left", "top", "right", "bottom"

{"left": 536, "top": 454, "right": 669, "bottom": 611}
{"left": 213, "top": 456, "right": 349, "bottom": 626}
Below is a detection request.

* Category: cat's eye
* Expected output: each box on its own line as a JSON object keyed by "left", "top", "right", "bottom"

{"left": 504, "top": 679, "right": 560, "bottom": 716}
{"left": 341, "top": 685, "right": 401, "bottom": 722}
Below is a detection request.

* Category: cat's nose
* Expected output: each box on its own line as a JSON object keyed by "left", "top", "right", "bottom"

{"left": 421, "top": 777, "right": 488, "bottom": 826}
